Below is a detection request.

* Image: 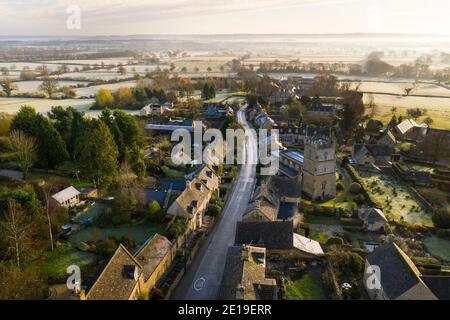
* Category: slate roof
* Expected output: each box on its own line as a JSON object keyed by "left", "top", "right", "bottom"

{"left": 366, "top": 242, "right": 436, "bottom": 300}
{"left": 51, "top": 186, "right": 80, "bottom": 204}
{"left": 421, "top": 276, "right": 450, "bottom": 300}
{"left": 267, "top": 175, "right": 301, "bottom": 199}
{"left": 86, "top": 244, "right": 142, "bottom": 300}
{"left": 134, "top": 234, "right": 172, "bottom": 282}
{"left": 353, "top": 144, "right": 392, "bottom": 162}
{"left": 235, "top": 221, "right": 294, "bottom": 249}
{"left": 219, "top": 245, "right": 277, "bottom": 300}
{"left": 244, "top": 176, "right": 300, "bottom": 221}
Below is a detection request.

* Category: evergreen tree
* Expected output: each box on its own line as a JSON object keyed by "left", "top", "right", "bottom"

{"left": 10, "top": 106, "right": 38, "bottom": 136}
{"left": 35, "top": 115, "right": 69, "bottom": 169}
{"left": 74, "top": 120, "right": 119, "bottom": 189}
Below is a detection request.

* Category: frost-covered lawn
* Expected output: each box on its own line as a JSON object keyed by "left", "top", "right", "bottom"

{"left": 359, "top": 171, "right": 433, "bottom": 226}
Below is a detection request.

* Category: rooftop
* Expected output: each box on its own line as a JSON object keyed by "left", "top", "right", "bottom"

{"left": 219, "top": 245, "right": 277, "bottom": 300}
{"left": 51, "top": 186, "right": 80, "bottom": 204}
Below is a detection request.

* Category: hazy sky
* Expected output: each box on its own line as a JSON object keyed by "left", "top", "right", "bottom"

{"left": 1, "top": 0, "right": 450, "bottom": 36}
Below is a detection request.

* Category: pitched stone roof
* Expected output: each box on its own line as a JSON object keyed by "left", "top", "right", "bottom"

{"left": 396, "top": 119, "right": 419, "bottom": 135}
{"left": 86, "top": 244, "right": 142, "bottom": 300}
{"left": 359, "top": 208, "right": 388, "bottom": 224}
{"left": 267, "top": 175, "right": 301, "bottom": 199}
{"left": 219, "top": 245, "right": 277, "bottom": 300}
{"left": 168, "top": 177, "right": 210, "bottom": 217}
{"left": 51, "top": 186, "right": 80, "bottom": 204}
{"left": 235, "top": 221, "right": 294, "bottom": 249}
{"left": 293, "top": 233, "right": 324, "bottom": 257}
{"left": 134, "top": 234, "right": 172, "bottom": 282}
{"left": 366, "top": 242, "right": 436, "bottom": 300}
{"left": 244, "top": 176, "right": 300, "bottom": 221}
{"left": 353, "top": 144, "right": 392, "bottom": 162}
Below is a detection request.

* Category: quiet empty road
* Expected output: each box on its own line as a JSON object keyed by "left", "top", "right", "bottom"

{"left": 171, "top": 104, "right": 257, "bottom": 300}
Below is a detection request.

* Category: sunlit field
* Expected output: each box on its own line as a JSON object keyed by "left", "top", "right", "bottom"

{"left": 0, "top": 97, "right": 94, "bottom": 114}
{"left": 365, "top": 94, "right": 450, "bottom": 129}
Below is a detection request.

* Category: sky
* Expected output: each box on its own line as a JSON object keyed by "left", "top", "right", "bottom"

{"left": 1, "top": 0, "right": 450, "bottom": 36}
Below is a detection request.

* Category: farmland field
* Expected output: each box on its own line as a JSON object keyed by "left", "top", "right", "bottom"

{"left": 14, "top": 80, "right": 90, "bottom": 93}
{"left": 0, "top": 97, "right": 94, "bottom": 114}
{"left": 0, "top": 62, "right": 81, "bottom": 72}
{"left": 57, "top": 70, "right": 131, "bottom": 81}
{"left": 43, "top": 58, "right": 134, "bottom": 65}
{"left": 74, "top": 80, "right": 139, "bottom": 97}
{"left": 0, "top": 97, "right": 140, "bottom": 117}
{"left": 365, "top": 94, "right": 450, "bottom": 129}
{"left": 172, "top": 56, "right": 234, "bottom": 72}
{"left": 354, "top": 81, "right": 450, "bottom": 97}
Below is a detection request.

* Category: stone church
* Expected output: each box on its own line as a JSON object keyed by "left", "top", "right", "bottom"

{"left": 301, "top": 132, "right": 336, "bottom": 201}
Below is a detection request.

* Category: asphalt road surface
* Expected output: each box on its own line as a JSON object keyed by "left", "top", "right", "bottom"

{"left": 171, "top": 104, "right": 257, "bottom": 300}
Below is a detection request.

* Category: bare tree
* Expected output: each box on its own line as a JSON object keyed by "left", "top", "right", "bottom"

{"left": 0, "top": 199, "right": 32, "bottom": 268}
{"left": 41, "top": 182, "right": 57, "bottom": 251}
{"left": 367, "top": 94, "right": 377, "bottom": 118}
{"left": 38, "top": 77, "right": 59, "bottom": 98}
{"left": 0, "top": 77, "right": 18, "bottom": 97}
{"left": 9, "top": 130, "right": 37, "bottom": 180}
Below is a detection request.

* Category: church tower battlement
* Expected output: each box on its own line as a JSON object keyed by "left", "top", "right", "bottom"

{"left": 301, "top": 130, "right": 336, "bottom": 201}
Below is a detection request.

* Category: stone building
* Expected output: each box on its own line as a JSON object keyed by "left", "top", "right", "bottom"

{"left": 301, "top": 132, "right": 336, "bottom": 201}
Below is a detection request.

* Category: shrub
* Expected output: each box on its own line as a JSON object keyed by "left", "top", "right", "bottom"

{"left": 436, "top": 228, "right": 450, "bottom": 239}
{"left": 94, "top": 206, "right": 114, "bottom": 227}
{"left": 206, "top": 204, "right": 221, "bottom": 217}
{"left": 120, "top": 235, "right": 136, "bottom": 250}
{"left": 326, "top": 237, "right": 344, "bottom": 246}
{"left": 432, "top": 208, "right": 450, "bottom": 229}
{"left": 111, "top": 213, "right": 131, "bottom": 226}
{"left": 354, "top": 193, "right": 366, "bottom": 205}
{"left": 336, "top": 182, "right": 344, "bottom": 192}
{"left": 147, "top": 200, "right": 162, "bottom": 221}
{"left": 77, "top": 242, "right": 90, "bottom": 252}
{"left": 167, "top": 217, "right": 188, "bottom": 240}
{"left": 340, "top": 218, "right": 364, "bottom": 227}
{"left": 349, "top": 182, "right": 362, "bottom": 194}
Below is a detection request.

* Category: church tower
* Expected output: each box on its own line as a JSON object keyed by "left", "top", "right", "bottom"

{"left": 301, "top": 131, "right": 336, "bottom": 201}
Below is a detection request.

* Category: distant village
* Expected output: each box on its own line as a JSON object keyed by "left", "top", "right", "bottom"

{"left": 1, "top": 64, "right": 450, "bottom": 301}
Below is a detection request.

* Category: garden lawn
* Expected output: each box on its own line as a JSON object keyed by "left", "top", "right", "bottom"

{"left": 309, "top": 230, "right": 329, "bottom": 245}
{"left": 40, "top": 243, "right": 97, "bottom": 279}
{"left": 423, "top": 237, "right": 450, "bottom": 262}
{"left": 359, "top": 171, "right": 433, "bottom": 226}
{"left": 68, "top": 221, "right": 167, "bottom": 245}
{"left": 305, "top": 215, "right": 342, "bottom": 225}
{"left": 284, "top": 274, "right": 328, "bottom": 300}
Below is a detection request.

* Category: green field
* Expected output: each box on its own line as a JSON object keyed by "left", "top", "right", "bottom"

{"left": 40, "top": 243, "right": 97, "bottom": 279}
{"left": 284, "top": 274, "right": 328, "bottom": 300}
